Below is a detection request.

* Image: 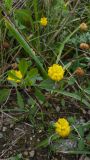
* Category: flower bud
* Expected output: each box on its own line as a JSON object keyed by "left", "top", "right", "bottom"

{"left": 75, "top": 67, "right": 85, "bottom": 76}
{"left": 3, "top": 41, "right": 10, "bottom": 49}
{"left": 80, "top": 43, "right": 89, "bottom": 50}
{"left": 80, "top": 23, "right": 88, "bottom": 31}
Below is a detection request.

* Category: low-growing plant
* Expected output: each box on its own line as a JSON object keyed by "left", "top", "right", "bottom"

{"left": 0, "top": 0, "right": 90, "bottom": 159}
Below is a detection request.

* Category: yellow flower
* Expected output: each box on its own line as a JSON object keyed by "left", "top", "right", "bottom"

{"left": 55, "top": 118, "right": 71, "bottom": 138}
{"left": 7, "top": 70, "right": 22, "bottom": 83}
{"left": 48, "top": 64, "right": 64, "bottom": 81}
{"left": 40, "top": 17, "right": 48, "bottom": 26}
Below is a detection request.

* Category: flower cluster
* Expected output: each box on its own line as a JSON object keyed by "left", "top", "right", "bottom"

{"left": 80, "top": 43, "right": 89, "bottom": 50}
{"left": 40, "top": 17, "right": 48, "bottom": 26}
{"left": 80, "top": 22, "right": 88, "bottom": 31}
{"left": 48, "top": 64, "right": 64, "bottom": 81}
{"left": 75, "top": 67, "right": 85, "bottom": 76}
{"left": 55, "top": 118, "right": 71, "bottom": 138}
{"left": 7, "top": 70, "right": 22, "bottom": 83}
{"left": 79, "top": 23, "right": 89, "bottom": 50}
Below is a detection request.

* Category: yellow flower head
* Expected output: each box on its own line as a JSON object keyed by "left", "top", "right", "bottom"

{"left": 40, "top": 17, "right": 48, "bottom": 26}
{"left": 48, "top": 64, "right": 64, "bottom": 81}
{"left": 7, "top": 70, "right": 22, "bottom": 83}
{"left": 54, "top": 118, "right": 71, "bottom": 138}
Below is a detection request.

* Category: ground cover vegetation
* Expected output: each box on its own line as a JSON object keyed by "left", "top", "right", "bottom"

{"left": 0, "top": 0, "right": 90, "bottom": 159}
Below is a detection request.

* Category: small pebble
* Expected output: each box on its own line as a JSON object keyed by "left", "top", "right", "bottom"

{"left": 29, "top": 150, "right": 35, "bottom": 157}
{"left": 28, "top": 147, "right": 31, "bottom": 150}
{"left": 33, "top": 135, "right": 35, "bottom": 138}
{"left": 0, "top": 132, "right": 3, "bottom": 138}
{"left": 30, "top": 137, "right": 33, "bottom": 141}
{"left": 23, "top": 151, "right": 28, "bottom": 156}
{"left": 2, "top": 127, "right": 7, "bottom": 132}
{"left": 56, "top": 106, "right": 60, "bottom": 112}
{"left": 10, "top": 124, "right": 14, "bottom": 128}
{"left": 0, "top": 123, "right": 2, "bottom": 131}
{"left": 84, "top": 156, "right": 90, "bottom": 160}
{"left": 37, "top": 138, "right": 40, "bottom": 142}
{"left": 88, "top": 110, "right": 90, "bottom": 115}
{"left": 39, "top": 130, "right": 42, "bottom": 133}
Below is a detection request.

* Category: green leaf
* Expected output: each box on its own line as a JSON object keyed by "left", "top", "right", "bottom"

{"left": 0, "top": 89, "right": 10, "bottom": 104}
{"left": 4, "top": 0, "right": 13, "bottom": 11}
{"left": 16, "top": 90, "right": 24, "bottom": 108}
{"left": 78, "top": 126, "right": 84, "bottom": 138}
{"left": 24, "top": 68, "right": 39, "bottom": 86}
{"left": 15, "top": 9, "right": 34, "bottom": 30}
{"left": 29, "top": 68, "right": 38, "bottom": 78}
{"left": 38, "top": 85, "right": 90, "bottom": 108}
{"left": 68, "top": 117, "right": 76, "bottom": 125}
{"left": 8, "top": 70, "right": 21, "bottom": 81}
{"left": 84, "top": 88, "right": 90, "bottom": 95}
{"left": 68, "top": 77, "right": 76, "bottom": 85}
{"left": 15, "top": 9, "right": 32, "bottom": 24}
{"left": 64, "top": 62, "right": 72, "bottom": 70}
{"left": 39, "top": 79, "right": 55, "bottom": 90}
{"left": 78, "top": 139, "right": 85, "bottom": 151}
{"left": 9, "top": 153, "right": 22, "bottom": 160}
{"left": 35, "top": 88, "right": 45, "bottom": 102}
{"left": 86, "top": 133, "right": 90, "bottom": 144}
{"left": 36, "top": 134, "right": 59, "bottom": 148}
{"left": 28, "top": 96, "right": 36, "bottom": 106}
{"left": 18, "top": 59, "right": 29, "bottom": 77}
